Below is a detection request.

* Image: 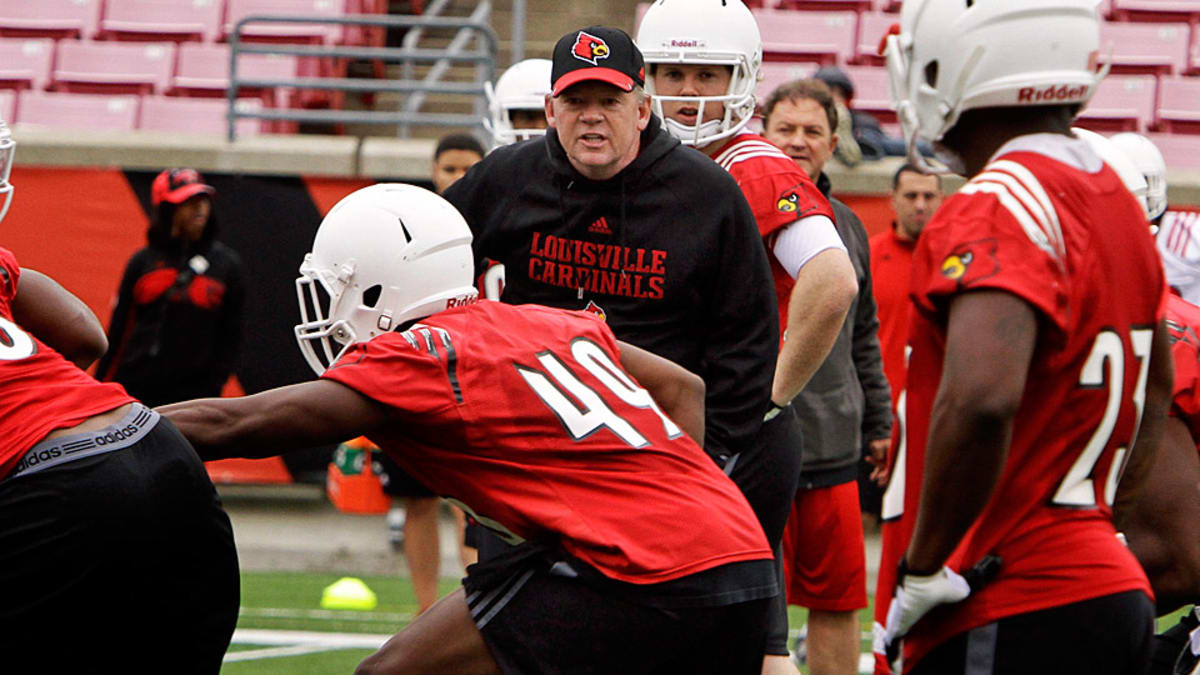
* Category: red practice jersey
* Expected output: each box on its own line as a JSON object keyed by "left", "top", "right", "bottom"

{"left": 0, "top": 246, "right": 134, "bottom": 479}
{"left": 709, "top": 133, "right": 834, "bottom": 337}
{"left": 322, "top": 300, "right": 772, "bottom": 584}
{"left": 1166, "top": 291, "right": 1200, "bottom": 447}
{"left": 874, "top": 135, "right": 1161, "bottom": 672}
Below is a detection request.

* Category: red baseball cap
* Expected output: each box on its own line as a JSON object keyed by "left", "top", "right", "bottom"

{"left": 152, "top": 168, "right": 215, "bottom": 206}
{"left": 550, "top": 26, "right": 645, "bottom": 97}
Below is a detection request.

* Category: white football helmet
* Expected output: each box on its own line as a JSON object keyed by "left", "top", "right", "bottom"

{"left": 1110, "top": 132, "right": 1168, "bottom": 221}
{"left": 483, "top": 58, "right": 552, "bottom": 147}
{"left": 295, "top": 183, "right": 479, "bottom": 376}
{"left": 884, "top": 0, "right": 1107, "bottom": 173}
{"left": 1073, "top": 127, "right": 1151, "bottom": 221}
{"left": 0, "top": 118, "right": 14, "bottom": 224}
{"left": 636, "top": 0, "right": 762, "bottom": 147}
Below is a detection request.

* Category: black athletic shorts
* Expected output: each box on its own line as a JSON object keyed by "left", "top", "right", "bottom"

{"left": 0, "top": 406, "right": 240, "bottom": 674}
{"left": 727, "top": 403, "right": 805, "bottom": 656}
{"left": 465, "top": 544, "right": 774, "bottom": 675}
{"left": 909, "top": 589, "right": 1154, "bottom": 675}
{"left": 377, "top": 450, "right": 437, "bottom": 498}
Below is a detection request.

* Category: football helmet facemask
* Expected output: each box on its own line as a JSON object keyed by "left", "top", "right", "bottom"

{"left": 1110, "top": 132, "right": 1168, "bottom": 222}
{"left": 484, "top": 58, "right": 553, "bottom": 147}
{"left": 295, "top": 184, "right": 479, "bottom": 376}
{"left": 0, "top": 118, "right": 14, "bottom": 224}
{"left": 636, "top": 0, "right": 762, "bottom": 147}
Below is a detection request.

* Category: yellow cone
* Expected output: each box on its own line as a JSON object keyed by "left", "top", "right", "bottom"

{"left": 320, "top": 577, "right": 378, "bottom": 611}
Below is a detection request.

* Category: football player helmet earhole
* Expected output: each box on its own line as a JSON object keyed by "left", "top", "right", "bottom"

{"left": 294, "top": 184, "right": 479, "bottom": 376}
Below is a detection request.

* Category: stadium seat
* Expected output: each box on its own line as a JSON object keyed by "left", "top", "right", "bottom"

{"left": 344, "top": 0, "right": 386, "bottom": 47}
{"left": 776, "top": 0, "right": 873, "bottom": 12}
{"left": 53, "top": 41, "right": 176, "bottom": 95}
{"left": 173, "top": 42, "right": 299, "bottom": 99}
{"left": 1156, "top": 76, "right": 1200, "bottom": 134}
{"left": 0, "top": 89, "right": 14, "bottom": 123}
{"left": 755, "top": 9, "right": 858, "bottom": 64}
{"left": 854, "top": 11, "right": 897, "bottom": 65}
{"left": 98, "top": 0, "right": 225, "bottom": 42}
{"left": 872, "top": 0, "right": 900, "bottom": 12}
{"left": 140, "top": 95, "right": 263, "bottom": 136}
{"left": 1098, "top": 0, "right": 1113, "bottom": 18}
{"left": 1099, "top": 21, "right": 1191, "bottom": 74}
{"left": 0, "top": 0, "right": 102, "bottom": 39}
{"left": 1192, "top": 24, "right": 1200, "bottom": 73}
{"left": 0, "top": 38, "right": 55, "bottom": 91}
{"left": 1075, "top": 74, "right": 1158, "bottom": 132}
{"left": 756, "top": 62, "right": 817, "bottom": 102}
{"left": 840, "top": 65, "right": 894, "bottom": 123}
{"left": 1146, "top": 132, "right": 1200, "bottom": 170}
{"left": 1111, "top": 0, "right": 1200, "bottom": 23}
{"left": 225, "top": 0, "right": 346, "bottom": 44}
{"left": 14, "top": 91, "right": 138, "bottom": 131}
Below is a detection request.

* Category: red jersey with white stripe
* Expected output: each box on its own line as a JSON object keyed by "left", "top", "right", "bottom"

{"left": 709, "top": 133, "right": 834, "bottom": 334}
{"left": 322, "top": 300, "right": 772, "bottom": 584}
{"left": 874, "top": 135, "right": 1160, "bottom": 671}
{"left": 1166, "top": 291, "right": 1200, "bottom": 447}
{"left": 1157, "top": 208, "right": 1200, "bottom": 306}
{"left": 0, "top": 246, "right": 134, "bottom": 479}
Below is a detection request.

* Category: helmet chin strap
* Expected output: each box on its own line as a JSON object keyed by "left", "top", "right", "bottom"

{"left": 662, "top": 117, "right": 724, "bottom": 147}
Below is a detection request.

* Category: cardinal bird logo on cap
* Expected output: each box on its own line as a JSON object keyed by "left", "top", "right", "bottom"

{"left": 572, "top": 31, "right": 611, "bottom": 66}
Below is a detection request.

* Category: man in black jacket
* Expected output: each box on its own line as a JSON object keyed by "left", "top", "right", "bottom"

{"left": 445, "top": 27, "right": 788, "bottom": 545}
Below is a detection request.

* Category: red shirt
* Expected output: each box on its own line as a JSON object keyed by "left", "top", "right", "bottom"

{"left": 709, "top": 133, "right": 834, "bottom": 338}
{"left": 1166, "top": 291, "right": 1200, "bottom": 447}
{"left": 0, "top": 247, "right": 134, "bottom": 479}
{"left": 869, "top": 228, "right": 917, "bottom": 396}
{"left": 322, "top": 300, "right": 772, "bottom": 584}
{"left": 876, "top": 136, "right": 1159, "bottom": 671}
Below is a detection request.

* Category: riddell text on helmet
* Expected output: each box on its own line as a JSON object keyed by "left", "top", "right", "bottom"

{"left": 1017, "top": 84, "right": 1089, "bottom": 103}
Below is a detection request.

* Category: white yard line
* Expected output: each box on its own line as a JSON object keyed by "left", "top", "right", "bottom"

{"left": 225, "top": 628, "right": 393, "bottom": 662}
{"left": 238, "top": 606, "right": 414, "bottom": 623}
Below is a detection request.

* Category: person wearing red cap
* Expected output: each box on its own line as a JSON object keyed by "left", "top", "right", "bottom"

{"left": 97, "top": 168, "right": 245, "bottom": 406}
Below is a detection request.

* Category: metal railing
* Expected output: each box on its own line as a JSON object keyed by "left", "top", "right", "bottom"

{"left": 226, "top": 10, "right": 497, "bottom": 141}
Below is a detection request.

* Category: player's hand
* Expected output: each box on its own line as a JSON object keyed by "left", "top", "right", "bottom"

{"left": 883, "top": 563, "right": 970, "bottom": 654}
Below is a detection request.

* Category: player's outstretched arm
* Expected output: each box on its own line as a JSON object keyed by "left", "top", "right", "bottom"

{"left": 905, "top": 290, "right": 1037, "bottom": 573}
{"left": 617, "top": 339, "right": 706, "bottom": 447}
{"left": 12, "top": 268, "right": 107, "bottom": 369}
{"left": 159, "top": 380, "right": 394, "bottom": 461}
{"left": 1114, "top": 319, "right": 1173, "bottom": 529}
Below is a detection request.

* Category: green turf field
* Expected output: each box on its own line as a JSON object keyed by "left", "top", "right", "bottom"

{"left": 224, "top": 570, "right": 1191, "bottom": 674}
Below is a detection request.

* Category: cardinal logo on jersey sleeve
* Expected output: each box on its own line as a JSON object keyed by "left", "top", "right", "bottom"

{"left": 941, "top": 238, "right": 1000, "bottom": 289}
{"left": 572, "top": 32, "right": 611, "bottom": 65}
{"left": 582, "top": 300, "right": 608, "bottom": 321}
{"left": 776, "top": 183, "right": 819, "bottom": 217}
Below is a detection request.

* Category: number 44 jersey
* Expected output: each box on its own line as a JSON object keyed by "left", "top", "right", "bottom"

{"left": 878, "top": 134, "right": 1163, "bottom": 669}
{"left": 321, "top": 299, "right": 772, "bottom": 586}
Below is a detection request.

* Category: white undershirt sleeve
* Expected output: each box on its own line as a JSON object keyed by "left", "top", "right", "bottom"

{"left": 772, "top": 214, "right": 845, "bottom": 279}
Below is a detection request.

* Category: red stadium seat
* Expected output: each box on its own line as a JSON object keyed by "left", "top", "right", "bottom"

{"left": 1111, "top": 0, "right": 1200, "bottom": 23}
{"left": 1098, "top": 0, "right": 1114, "bottom": 19}
{"left": 140, "top": 95, "right": 263, "bottom": 135}
{"left": 776, "top": 0, "right": 873, "bottom": 12}
{"left": 1075, "top": 74, "right": 1158, "bottom": 132}
{"left": 872, "top": 0, "right": 900, "bottom": 12}
{"left": 755, "top": 9, "right": 858, "bottom": 64}
{"left": 1146, "top": 131, "right": 1200, "bottom": 170}
{"left": 0, "top": 0, "right": 102, "bottom": 39}
{"left": 53, "top": 41, "right": 176, "bottom": 95}
{"left": 173, "top": 42, "right": 299, "bottom": 97}
{"left": 14, "top": 91, "right": 138, "bottom": 131}
{"left": 0, "top": 38, "right": 55, "bottom": 91}
{"left": 344, "top": 0, "right": 386, "bottom": 47}
{"left": 840, "top": 64, "right": 894, "bottom": 123}
{"left": 756, "top": 61, "right": 817, "bottom": 102}
{"left": 854, "top": 11, "right": 897, "bottom": 65}
{"left": 0, "top": 89, "right": 14, "bottom": 123}
{"left": 99, "top": 0, "right": 225, "bottom": 42}
{"left": 1099, "top": 21, "right": 1191, "bottom": 74}
{"left": 225, "top": 0, "right": 346, "bottom": 44}
{"left": 1192, "top": 23, "right": 1200, "bottom": 73}
{"left": 1156, "top": 76, "right": 1200, "bottom": 134}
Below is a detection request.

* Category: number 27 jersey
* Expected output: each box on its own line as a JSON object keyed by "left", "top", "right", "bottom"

{"left": 896, "top": 135, "right": 1161, "bottom": 667}
{"left": 321, "top": 300, "right": 772, "bottom": 586}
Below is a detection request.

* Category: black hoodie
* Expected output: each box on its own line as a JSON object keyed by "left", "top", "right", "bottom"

{"left": 444, "top": 115, "right": 778, "bottom": 462}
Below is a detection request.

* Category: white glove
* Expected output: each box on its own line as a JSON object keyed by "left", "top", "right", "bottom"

{"left": 883, "top": 565, "right": 971, "bottom": 650}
